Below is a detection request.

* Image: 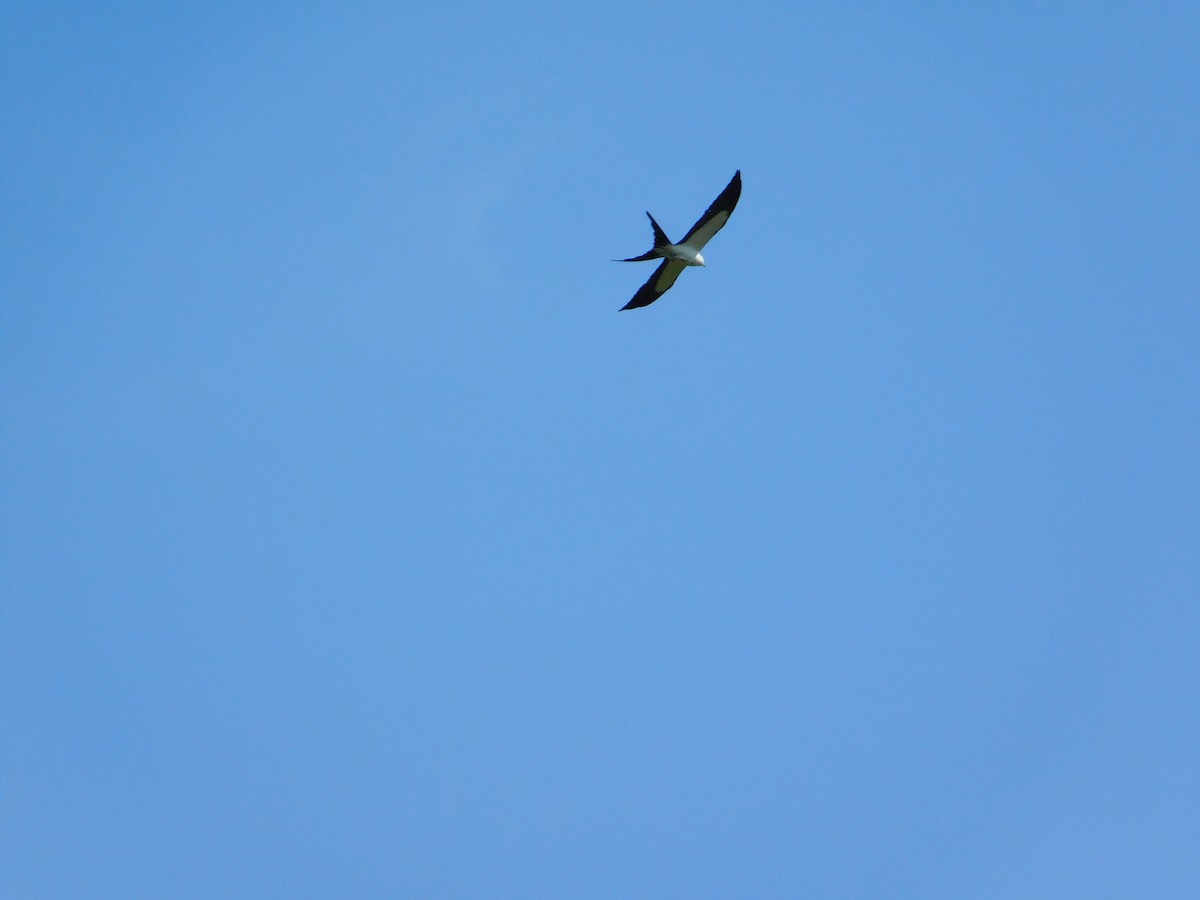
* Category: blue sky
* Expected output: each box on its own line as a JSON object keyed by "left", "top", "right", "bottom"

{"left": 3, "top": 2, "right": 1198, "bottom": 896}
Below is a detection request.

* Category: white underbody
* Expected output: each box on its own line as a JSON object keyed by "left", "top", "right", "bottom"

{"left": 663, "top": 243, "right": 705, "bottom": 266}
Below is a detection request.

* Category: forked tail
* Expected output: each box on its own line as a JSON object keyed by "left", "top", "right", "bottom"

{"left": 616, "top": 212, "right": 672, "bottom": 262}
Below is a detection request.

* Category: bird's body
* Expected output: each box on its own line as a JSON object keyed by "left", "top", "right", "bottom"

{"left": 662, "top": 245, "right": 706, "bottom": 266}
{"left": 616, "top": 170, "right": 741, "bottom": 310}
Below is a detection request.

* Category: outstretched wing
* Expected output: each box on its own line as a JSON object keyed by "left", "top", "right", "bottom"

{"left": 620, "top": 259, "right": 687, "bottom": 310}
{"left": 680, "top": 170, "right": 742, "bottom": 250}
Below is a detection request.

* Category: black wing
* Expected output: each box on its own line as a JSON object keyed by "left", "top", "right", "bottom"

{"left": 680, "top": 170, "right": 742, "bottom": 250}
{"left": 620, "top": 259, "right": 687, "bottom": 310}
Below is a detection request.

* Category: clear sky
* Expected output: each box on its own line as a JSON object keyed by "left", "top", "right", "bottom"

{"left": 3, "top": 2, "right": 1198, "bottom": 896}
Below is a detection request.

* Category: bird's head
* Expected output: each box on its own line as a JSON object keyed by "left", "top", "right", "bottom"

{"left": 695, "top": 252, "right": 706, "bottom": 266}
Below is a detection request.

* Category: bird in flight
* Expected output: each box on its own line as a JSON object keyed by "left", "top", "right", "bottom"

{"left": 616, "top": 170, "right": 742, "bottom": 310}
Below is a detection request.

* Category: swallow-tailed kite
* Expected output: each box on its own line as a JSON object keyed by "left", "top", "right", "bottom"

{"left": 616, "top": 170, "right": 742, "bottom": 310}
